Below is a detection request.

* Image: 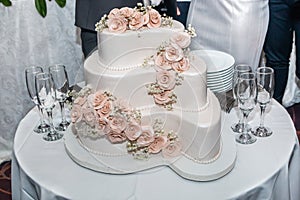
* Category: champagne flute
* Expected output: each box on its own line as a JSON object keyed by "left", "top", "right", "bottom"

{"left": 231, "top": 64, "right": 252, "bottom": 133}
{"left": 252, "top": 67, "right": 274, "bottom": 137}
{"left": 35, "top": 72, "right": 63, "bottom": 141}
{"left": 236, "top": 72, "right": 257, "bottom": 144}
{"left": 25, "top": 66, "right": 50, "bottom": 133}
{"left": 49, "top": 64, "right": 70, "bottom": 131}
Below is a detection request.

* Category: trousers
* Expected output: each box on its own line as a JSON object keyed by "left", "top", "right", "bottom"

{"left": 263, "top": 0, "right": 300, "bottom": 103}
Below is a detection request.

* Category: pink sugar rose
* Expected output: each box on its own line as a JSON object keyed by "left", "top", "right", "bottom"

{"left": 107, "top": 130, "right": 127, "bottom": 143}
{"left": 97, "top": 101, "right": 112, "bottom": 119}
{"left": 165, "top": 43, "right": 184, "bottom": 62}
{"left": 153, "top": 90, "right": 173, "bottom": 105}
{"left": 154, "top": 52, "right": 172, "bottom": 71}
{"left": 97, "top": 118, "right": 107, "bottom": 134}
{"left": 156, "top": 70, "right": 176, "bottom": 90}
{"left": 125, "top": 122, "right": 142, "bottom": 141}
{"left": 143, "top": 12, "right": 150, "bottom": 25}
{"left": 120, "top": 7, "right": 134, "bottom": 18}
{"left": 70, "top": 105, "right": 82, "bottom": 123}
{"left": 147, "top": 8, "right": 161, "bottom": 28}
{"left": 93, "top": 92, "right": 107, "bottom": 109}
{"left": 171, "top": 57, "right": 190, "bottom": 73}
{"left": 136, "top": 126, "right": 155, "bottom": 147}
{"left": 82, "top": 108, "right": 97, "bottom": 127}
{"left": 108, "top": 8, "right": 121, "bottom": 19}
{"left": 108, "top": 115, "right": 127, "bottom": 133}
{"left": 129, "top": 11, "right": 145, "bottom": 30}
{"left": 170, "top": 32, "right": 191, "bottom": 49}
{"left": 107, "top": 17, "right": 128, "bottom": 33}
{"left": 114, "top": 99, "right": 130, "bottom": 112}
{"left": 148, "top": 136, "right": 168, "bottom": 154}
{"left": 73, "top": 96, "right": 86, "bottom": 106}
{"left": 162, "top": 141, "right": 182, "bottom": 158}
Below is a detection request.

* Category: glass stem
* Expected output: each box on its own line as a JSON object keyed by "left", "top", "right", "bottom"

{"left": 259, "top": 104, "right": 266, "bottom": 128}
{"left": 37, "top": 104, "right": 46, "bottom": 124}
{"left": 59, "top": 101, "right": 67, "bottom": 123}
{"left": 238, "top": 109, "right": 243, "bottom": 124}
{"left": 241, "top": 110, "right": 250, "bottom": 135}
{"left": 46, "top": 110, "right": 55, "bottom": 134}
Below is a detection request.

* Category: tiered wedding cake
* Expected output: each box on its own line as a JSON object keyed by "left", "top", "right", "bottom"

{"left": 65, "top": 4, "right": 236, "bottom": 181}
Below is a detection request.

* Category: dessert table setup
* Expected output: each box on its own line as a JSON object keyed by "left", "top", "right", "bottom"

{"left": 12, "top": 96, "right": 300, "bottom": 200}
{"left": 11, "top": 33, "right": 300, "bottom": 199}
{"left": 7, "top": 3, "right": 300, "bottom": 199}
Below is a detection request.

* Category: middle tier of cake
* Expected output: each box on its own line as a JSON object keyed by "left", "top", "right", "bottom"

{"left": 84, "top": 50, "right": 208, "bottom": 111}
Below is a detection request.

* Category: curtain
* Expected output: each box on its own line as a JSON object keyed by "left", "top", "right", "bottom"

{"left": 0, "top": 0, "right": 84, "bottom": 163}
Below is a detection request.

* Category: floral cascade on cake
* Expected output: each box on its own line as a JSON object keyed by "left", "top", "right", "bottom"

{"left": 146, "top": 29, "right": 195, "bottom": 110}
{"left": 71, "top": 3, "right": 221, "bottom": 164}
{"left": 70, "top": 86, "right": 182, "bottom": 160}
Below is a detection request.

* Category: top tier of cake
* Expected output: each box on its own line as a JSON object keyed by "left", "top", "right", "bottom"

{"left": 97, "top": 20, "right": 184, "bottom": 69}
{"left": 95, "top": 6, "right": 186, "bottom": 69}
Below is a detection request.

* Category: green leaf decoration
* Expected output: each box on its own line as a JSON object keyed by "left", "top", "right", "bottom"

{"left": 35, "top": 0, "right": 47, "bottom": 17}
{"left": 0, "top": 0, "right": 12, "bottom": 6}
{"left": 55, "top": 0, "right": 66, "bottom": 8}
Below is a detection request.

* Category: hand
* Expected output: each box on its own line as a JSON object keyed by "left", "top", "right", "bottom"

{"left": 177, "top": 7, "right": 181, "bottom": 16}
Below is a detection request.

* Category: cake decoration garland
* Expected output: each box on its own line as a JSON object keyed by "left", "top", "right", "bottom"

{"left": 70, "top": 86, "right": 182, "bottom": 160}
{"left": 95, "top": 3, "right": 173, "bottom": 33}
{"left": 95, "top": 3, "right": 197, "bottom": 111}
{"left": 145, "top": 26, "right": 196, "bottom": 110}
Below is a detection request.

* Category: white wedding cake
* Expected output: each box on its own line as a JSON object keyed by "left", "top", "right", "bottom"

{"left": 65, "top": 4, "right": 235, "bottom": 181}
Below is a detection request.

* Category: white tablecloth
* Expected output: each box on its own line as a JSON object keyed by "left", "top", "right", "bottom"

{"left": 12, "top": 100, "right": 300, "bottom": 200}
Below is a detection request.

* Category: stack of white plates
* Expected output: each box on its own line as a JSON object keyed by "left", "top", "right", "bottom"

{"left": 192, "top": 50, "right": 235, "bottom": 93}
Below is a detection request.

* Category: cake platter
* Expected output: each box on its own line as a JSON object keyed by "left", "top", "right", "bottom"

{"left": 64, "top": 91, "right": 237, "bottom": 182}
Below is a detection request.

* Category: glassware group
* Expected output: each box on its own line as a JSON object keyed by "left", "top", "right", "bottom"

{"left": 233, "top": 66, "right": 274, "bottom": 145}
{"left": 25, "top": 65, "right": 70, "bottom": 141}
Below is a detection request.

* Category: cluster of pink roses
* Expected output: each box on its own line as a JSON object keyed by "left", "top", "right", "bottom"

{"left": 148, "top": 32, "right": 191, "bottom": 108}
{"left": 105, "top": 6, "right": 162, "bottom": 33}
{"left": 71, "top": 89, "right": 181, "bottom": 158}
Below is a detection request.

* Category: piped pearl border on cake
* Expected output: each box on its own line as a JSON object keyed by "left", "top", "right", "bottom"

{"left": 97, "top": 48, "right": 155, "bottom": 72}
{"left": 76, "top": 135, "right": 128, "bottom": 157}
{"left": 76, "top": 134, "right": 222, "bottom": 165}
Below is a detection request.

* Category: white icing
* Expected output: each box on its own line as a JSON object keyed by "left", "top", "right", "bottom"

{"left": 97, "top": 21, "right": 184, "bottom": 69}
{"left": 80, "top": 20, "right": 222, "bottom": 163}
{"left": 84, "top": 50, "right": 208, "bottom": 110}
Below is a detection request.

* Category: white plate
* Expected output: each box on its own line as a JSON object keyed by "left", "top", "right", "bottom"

{"left": 208, "top": 80, "right": 232, "bottom": 89}
{"left": 191, "top": 50, "right": 235, "bottom": 73}
{"left": 207, "top": 72, "right": 233, "bottom": 85}
{"left": 209, "top": 84, "right": 232, "bottom": 93}
{"left": 207, "top": 68, "right": 234, "bottom": 78}
{"left": 207, "top": 73, "right": 233, "bottom": 83}
{"left": 208, "top": 83, "right": 232, "bottom": 91}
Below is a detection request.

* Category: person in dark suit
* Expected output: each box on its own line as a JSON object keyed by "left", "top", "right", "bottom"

{"left": 75, "top": 0, "right": 177, "bottom": 58}
{"left": 263, "top": 1, "right": 300, "bottom": 104}
{"left": 75, "top": 0, "right": 142, "bottom": 58}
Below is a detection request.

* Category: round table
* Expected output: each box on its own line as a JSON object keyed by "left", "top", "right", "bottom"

{"left": 12, "top": 100, "right": 300, "bottom": 200}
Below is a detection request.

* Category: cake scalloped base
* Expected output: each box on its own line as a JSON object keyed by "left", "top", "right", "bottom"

{"left": 64, "top": 116, "right": 236, "bottom": 182}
